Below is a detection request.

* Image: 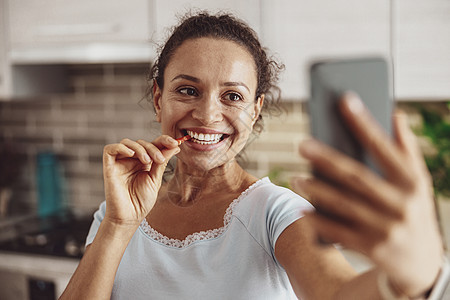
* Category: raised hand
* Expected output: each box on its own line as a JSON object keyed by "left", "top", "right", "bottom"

{"left": 293, "top": 93, "right": 444, "bottom": 297}
{"left": 102, "top": 135, "right": 180, "bottom": 227}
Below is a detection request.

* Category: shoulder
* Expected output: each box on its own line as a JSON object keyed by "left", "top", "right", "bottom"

{"left": 236, "top": 177, "right": 313, "bottom": 218}
{"left": 233, "top": 177, "right": 313, "bottom": 243}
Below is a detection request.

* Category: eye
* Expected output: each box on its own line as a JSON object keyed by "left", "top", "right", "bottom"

{"left": 223, "top": 92, "right": 243, "bottom": 102}
{"left": 178, "top": 87, "right": 198, "bottom": 96}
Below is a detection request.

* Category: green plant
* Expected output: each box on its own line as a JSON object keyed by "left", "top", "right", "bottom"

{"left": 416, "top": 102, "right": 450, "bottom": 197}
{"left": 267, "top": 167, "right": 290, "bottom": 189}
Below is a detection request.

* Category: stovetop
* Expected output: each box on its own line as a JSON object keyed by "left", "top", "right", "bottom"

{"left": 0, "top": 212, "right": 92, "bottom": 259}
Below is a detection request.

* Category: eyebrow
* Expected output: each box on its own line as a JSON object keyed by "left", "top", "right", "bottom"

{"left": 223, "top": 81, "right": 250, "bottom": 93}
{"left": 171, "top": 74, "right": 251, "bottom": 93}
{"left": 171, "top": 74, "right": 200, "bottom": 83}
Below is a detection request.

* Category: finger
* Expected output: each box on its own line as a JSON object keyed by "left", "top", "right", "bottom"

{"left": 151, "top": 135, "right": 179, "bottom": 151}
{"left": 136, "top": 139, "right": 167, "bottom": 164}
{"left": 103, "top": 143, "right": 135, "bottom": 165}
{"left": 137, "top": 135, "right": 181, "bottom": 163}
{"left": 393, "top": 111, "right": 430, "bottom": 180}
{"left": 306, "top": 213, "right": 370, "bottom": 254}
{"left": 299, "top": 139, "right": 403, "bottom": 212}
{"left": 137, "top": 135, "right": 180, "bottom": 164}
{"left": 290, "top": 176, "right": 313, "bottom": 199}
{"left": 149, "top": 146, "right": 180, "bottom": 182}
{"left": 120, "top": 138, "right": 152, "bottom": 165}
{"left": 296, "top": 177, "right": 402, "bottom": 230}
{"left": 136, "top": 136, "right": 180, "bottom": 161}
{"left": 338, "top": 93, "right": 412, "bottom": 183}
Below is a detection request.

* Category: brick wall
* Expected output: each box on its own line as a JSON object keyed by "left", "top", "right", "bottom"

{"left": 0, "top": 63, "right": 310, "bottom": 216}
{"left": 1, "top": 63, "right": 448, "bottom": 216}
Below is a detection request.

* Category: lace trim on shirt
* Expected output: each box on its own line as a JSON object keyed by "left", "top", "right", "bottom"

{"left": 140, "top": 177, "right": 268, "bottom": 248}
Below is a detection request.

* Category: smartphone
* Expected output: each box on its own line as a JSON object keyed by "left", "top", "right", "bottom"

{"left": 309, "top": 57, "right": 394, "bottom": 175}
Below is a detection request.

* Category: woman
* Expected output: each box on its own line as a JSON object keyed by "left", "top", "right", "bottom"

{"left": 61, "top": 12, "right": 446, "bottom": 299}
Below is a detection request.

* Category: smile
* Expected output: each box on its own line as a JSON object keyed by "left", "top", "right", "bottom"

{"left": 186, "top": 130, "right": 224, "bottom": 145}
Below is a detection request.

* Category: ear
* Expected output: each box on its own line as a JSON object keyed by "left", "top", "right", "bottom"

{"left": 252, "top": 94, "right": 264, "bottom": 125}
{"left": 152, "top": 79, "right": 162, "bottom": 123}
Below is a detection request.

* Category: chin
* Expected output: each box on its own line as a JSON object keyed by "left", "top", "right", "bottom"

{"left": 177, "top": 152, "right": 236, "bottom": 173}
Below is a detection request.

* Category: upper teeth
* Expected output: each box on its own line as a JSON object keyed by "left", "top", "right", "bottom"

{"left": 187, "top": 130, "right": 223, "bottom": 143}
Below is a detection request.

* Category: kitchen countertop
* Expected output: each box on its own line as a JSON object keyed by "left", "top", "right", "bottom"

{"left": 0, "top": 251, "right": 79, "bottom": 274}
{"left": 0, "top": 251, "right": 79, "bottom": 298}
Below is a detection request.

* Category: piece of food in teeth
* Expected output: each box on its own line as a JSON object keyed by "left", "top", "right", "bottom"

{"left": 176, "top": 135, "right": 191, "bottom": 145}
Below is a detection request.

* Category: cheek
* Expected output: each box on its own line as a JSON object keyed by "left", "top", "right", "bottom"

{"left": 230, "top": 109, "right": 254, "bottom": 139}
{"left": 160, "top": 100, "right": 183, "bottom": 123}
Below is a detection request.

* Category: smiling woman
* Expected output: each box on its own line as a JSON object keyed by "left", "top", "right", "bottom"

{"left": 153, "top": 37, "right": 262, "bottom": 170}
{"left": 60, "top": 12, "right": 447, "bottom": 300}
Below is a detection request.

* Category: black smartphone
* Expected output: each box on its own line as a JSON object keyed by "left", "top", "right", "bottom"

{"left": 308, "top": 57, "right": 394, "bottom": 244}
{"left": 309, "top": 57, "right": 394, "bottom": 175}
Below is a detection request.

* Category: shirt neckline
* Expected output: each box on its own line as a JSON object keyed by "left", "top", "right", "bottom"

{"left": 140, "top": 177, "right": 269, "bottom": 248}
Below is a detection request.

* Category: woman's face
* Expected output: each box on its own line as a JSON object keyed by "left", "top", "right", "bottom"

{"left": 153, "top": 37, "right": 263, "bottom": 172}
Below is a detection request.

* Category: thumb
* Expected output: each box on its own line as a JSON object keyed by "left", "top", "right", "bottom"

{"left": 148, "top": 146, "right": 180, "bottom": 183}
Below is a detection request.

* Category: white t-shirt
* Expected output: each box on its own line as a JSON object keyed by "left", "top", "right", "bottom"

{"left": 86, "top": 177, "right": 314, "bottom": 300}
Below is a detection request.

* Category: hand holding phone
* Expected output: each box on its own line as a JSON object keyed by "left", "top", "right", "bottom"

{"left": 306, "top": 57, "right": 394, "bottom": 239}
{"left": 293, "top": 57, "right": 445, "bottom": 298}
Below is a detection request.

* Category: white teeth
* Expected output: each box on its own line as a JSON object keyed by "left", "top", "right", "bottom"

{"left": 186, "top": 130, "right": 224, "bottom": 144}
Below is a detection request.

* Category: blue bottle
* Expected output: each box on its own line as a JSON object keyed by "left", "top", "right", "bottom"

{"left": 36, "top": 152, "right": 65, "bottom": 217}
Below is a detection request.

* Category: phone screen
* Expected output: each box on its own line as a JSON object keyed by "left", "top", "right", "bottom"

{"left": 309, "top": 57, "right": 394, "bottom": 175}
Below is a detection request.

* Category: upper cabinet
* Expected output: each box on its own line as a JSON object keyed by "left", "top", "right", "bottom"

{"left": 262, "top": 0, "right": 450, "bottom": 101}
{"left": 0, "top": 0, "right": 11, "bottom": 97}
{"left": 1, "top": 0, "right": 448, "bottom": 100}
{"left": 152, "top": 0, "right": 261, "bottom": 41}
{"left": 7, "top": 0, "right": 153, "bottom": 64}
{"left": 393, "top": 0, "right": 450, "bottom": 100}
{"left": 261, "top": 0, "right": 391, "bottom": 100}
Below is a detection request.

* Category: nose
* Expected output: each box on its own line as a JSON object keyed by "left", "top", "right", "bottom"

{"left": 191, "top": 93, "right": 223, "bottom": 125}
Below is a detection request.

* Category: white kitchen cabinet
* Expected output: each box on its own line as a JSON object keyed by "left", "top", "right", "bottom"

{"left": 152, "top": 0, "right": 261, "bottom": 42}
{"left": 7, "top": 0, "right": 154, "bottom": 63}
{"left": 261, "top": 0, "right": 391, "bottom": 100}
{"left": 393, "top": 0, "right": 450, "bottom": 100}
{"left": 0, "top": 0, "right": 12, "bottom": 99}
{"left": 0, "top": 62, "right": 12, "bottom": 100}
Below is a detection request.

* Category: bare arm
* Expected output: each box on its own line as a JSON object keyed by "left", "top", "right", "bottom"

{"left": 275, "top": 218, "right": 358, "bottom": 300}
{"left": 284, "top": 93, "right": 443, "bottom": 299}
{"left": 276, "top": 217, "right": 389, "bottom": 300}
{"left": 60, "top": 135, "right": 180, "bottom": 299}
{"left": 59, "top": 221, "right": 137, "bottom": 299}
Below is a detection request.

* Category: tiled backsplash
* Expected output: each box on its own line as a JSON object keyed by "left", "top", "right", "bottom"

{"left": 1, "top": 63, "right": 448, "bottom": 216}
{"left": 0, "top": 63, "right": 310, "bottom": 215}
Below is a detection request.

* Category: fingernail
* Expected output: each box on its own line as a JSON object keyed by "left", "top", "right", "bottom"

{"left": 156, "top": 152, "right": 165, "bottom": 163}
{"left": 299, "top": 139, "right": 319, "bottom": 157}
{"left": 143, "top": 154, "right": 151, "bottom": 163}
{"left": 168, "top": 136, "right": 178, "bottom": 145}
{"left": 342, "top": 91, "right": 364, "bottom": 114}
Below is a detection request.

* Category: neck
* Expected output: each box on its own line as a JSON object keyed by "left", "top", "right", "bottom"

{"left": 164, "top": 159, "right": 256, "bottom": 206}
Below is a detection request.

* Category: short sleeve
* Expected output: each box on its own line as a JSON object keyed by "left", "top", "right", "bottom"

{"left": 85, "top": 201, "right": 107, "bottom": 246}
{"left": 234, "top": 180, "right": 314, "bottom": 268}
{"left": 264, "top": 187, "right": 314, "bottom": 261}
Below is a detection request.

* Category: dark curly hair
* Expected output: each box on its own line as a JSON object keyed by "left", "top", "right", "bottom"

{"left": 147, "top": 11, "right": 284, "bottom": 134}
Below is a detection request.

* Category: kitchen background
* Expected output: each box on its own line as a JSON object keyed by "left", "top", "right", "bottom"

{"left": 0, "top": 0, "right": 449, "bottom": 299}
